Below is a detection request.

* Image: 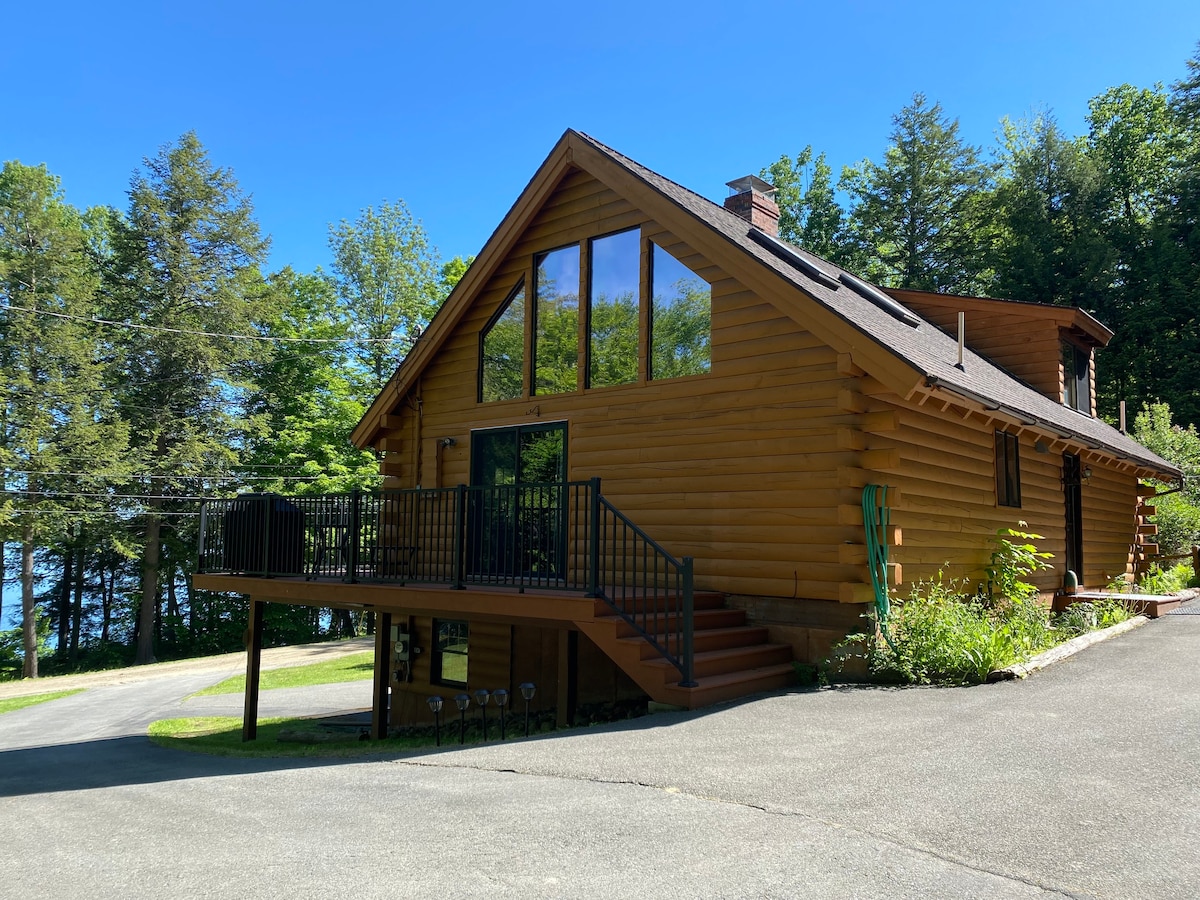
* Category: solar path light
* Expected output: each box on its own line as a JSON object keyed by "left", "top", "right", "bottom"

{"left": 426, "top": 695, "right": 443, "bottom": 747}
{"left": 519, "top": 682, "right": 536, "bottom": 737}
{"left": 454, "top": 693, "right": 470, "bottom": 744}
{"left": 474, "top": 689, "right": 490, "bottom": 741}
{"left": 493, "top": 689, "right": 509, "bottom": 739}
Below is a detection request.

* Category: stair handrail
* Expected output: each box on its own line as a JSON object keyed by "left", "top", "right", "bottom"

{"left": 594, "top": 492, "right": 696, "bottom": 687}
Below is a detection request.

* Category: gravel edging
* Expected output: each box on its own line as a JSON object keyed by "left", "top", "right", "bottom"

{"left": 987, "top": 616, "right": 1150, "bottom": 682}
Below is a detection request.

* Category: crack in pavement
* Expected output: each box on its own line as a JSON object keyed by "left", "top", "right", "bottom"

{"left": 393, "top": 757, "right": 1089, "bottom": 898}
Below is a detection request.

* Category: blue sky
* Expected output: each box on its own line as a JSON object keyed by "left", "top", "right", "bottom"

{"left": 2, "top": 2, "right": 1198, "bottom": 629}
{"left": 3, "top": 1, "right": 1198, "bottom": 281}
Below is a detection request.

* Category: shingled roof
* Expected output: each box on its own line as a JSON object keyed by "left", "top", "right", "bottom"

{"left": 571, "top": 132, "right": 1179, "bottom": 480}
{"left": 354, "top": 129, "right": 1178, "bottom": 481}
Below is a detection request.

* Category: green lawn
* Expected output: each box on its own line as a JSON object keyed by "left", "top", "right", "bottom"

{"left": 190, "top": 651, "right": 375, "bottom": 697}
{"left": 148, "top": 716, "right": 432, "bottom": 758}
{"left": 0, "top": 689, "right": 84, "bottom": 715}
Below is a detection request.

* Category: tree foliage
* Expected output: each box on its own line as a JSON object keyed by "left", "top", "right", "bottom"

{"left": 840, "top": 94, "right": 995, "bottom": 293}
{"left": 329, "top": 200, "right": 443, "bottom": 397}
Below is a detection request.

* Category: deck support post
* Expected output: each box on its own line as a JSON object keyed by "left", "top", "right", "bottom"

{"left": 371, "top": 610, "right": 392, "bottom": 740}
{"left": 556, "top": 629, "right": 578, "bottom": 728}
{"left": 242, "top": 598, "right": 264, "bottom": 742}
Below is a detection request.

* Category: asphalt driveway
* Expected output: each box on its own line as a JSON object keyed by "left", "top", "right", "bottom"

{"left": 0, "top": 618, "right": 1196, "bottom": 899}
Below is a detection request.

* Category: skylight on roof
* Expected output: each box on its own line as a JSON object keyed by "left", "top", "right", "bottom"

{"left": 837, "top": 272, "right": 921, "bottom": 328}
{"left": 747, "top": 228, "right": 840, "bottom": 290}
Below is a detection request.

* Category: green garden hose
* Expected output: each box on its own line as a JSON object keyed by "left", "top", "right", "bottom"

{"left": 862, "top": 484, "right": 898, "bottom": 651}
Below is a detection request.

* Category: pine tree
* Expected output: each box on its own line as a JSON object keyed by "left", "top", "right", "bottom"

{"left": 105, "top": 133, "right": 271, "bottom": 665}
{"left": 841, "top": 94, "right": 995, "bottom": 293}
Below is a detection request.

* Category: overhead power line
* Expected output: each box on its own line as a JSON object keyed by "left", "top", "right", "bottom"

{"left": 1, "top": 303, "right": 416, "bottom": 344}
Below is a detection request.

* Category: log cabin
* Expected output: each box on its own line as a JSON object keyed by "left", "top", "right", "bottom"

{"left": 193, "top": 130, "right": 1180, "bottom": 739}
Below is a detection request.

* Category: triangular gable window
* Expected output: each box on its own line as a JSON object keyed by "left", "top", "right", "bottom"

{"left": 650, "top": 242, "right": 711, "bottom": 380}
{"left": 479, "top": 280, "right": 525, "bottom": 402}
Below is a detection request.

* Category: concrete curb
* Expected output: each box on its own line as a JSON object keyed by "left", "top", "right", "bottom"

{"left": 987, "top": 615, "right": 1150, "bottom": 682}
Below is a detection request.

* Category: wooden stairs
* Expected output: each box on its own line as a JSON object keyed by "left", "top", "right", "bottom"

{"left": 575, "top": 591, "right": 795, "bottom": 710}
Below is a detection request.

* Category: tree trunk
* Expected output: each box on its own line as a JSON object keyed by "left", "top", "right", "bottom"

{"left": 0, "top": 539, "right": 6, "bottom": 626}
{"left": 21, "top": 521, "right": 37, "bottom": 679}
{"left": 70, "top": 541, "right": 84, "bottom": 662}
{"left": 58, "top": 540, "right": 74, "bottom": 657}
{"left": 165, "top": 568, "right": 181, "bottom": 649}
{"left": 99, "top": 564, "right": 111, "bottom": 644}
{"left": 136, "top": 512, "right": 161, "bottom": 665}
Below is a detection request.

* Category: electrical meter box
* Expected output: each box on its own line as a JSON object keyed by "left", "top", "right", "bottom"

{"left": 390, "top": 625, "right": 411, "bottom": 661}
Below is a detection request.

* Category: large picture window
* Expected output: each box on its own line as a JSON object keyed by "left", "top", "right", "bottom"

{"left": 433, "top": 619, "right": 468, "bottom": 687}
{"left": 534, "top": 245, "right": 580, "bottom": 395}
{"left": 995, "top": 431, "right": 1021, "bottom": 508}
{"left": 587, "top": 229, "right": 640, "bottom": 388}
{"left": 650, "top": 242, "right": 711, "bottom": 380}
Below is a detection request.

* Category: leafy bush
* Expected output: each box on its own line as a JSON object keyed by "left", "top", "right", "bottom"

{"left": 833, "top": 525, "right": 1130, "bottom": 685}
{"left": 1137, "top": 562, "right": 1193, "bottom": 595}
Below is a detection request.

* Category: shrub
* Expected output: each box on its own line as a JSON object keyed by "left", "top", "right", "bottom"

{"left": 1138, "top": 562, "right": 1192, "bottom": 595}
{"left": 833, "top": 525, "right": 1129, "bottom": 685}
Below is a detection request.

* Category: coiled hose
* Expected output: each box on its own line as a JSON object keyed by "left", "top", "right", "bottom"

{"left": 862, "top": 484, "right": 898, "bottom": 651}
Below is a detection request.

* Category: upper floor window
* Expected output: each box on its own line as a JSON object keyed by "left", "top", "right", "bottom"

{"left": 479, "top": 281, "right": 525, "bottom": 403}
{"left": 534, "top": 245, "right": 580, "bottom": 395}
{"left": 480, "top": 229, "right": 714, "bottom": 403}
{"left": 650, "top": 242, "right": 711, "bottom": 380}
{"left": 995, "top": 430, "right": 1021, "bottom": 508}
{"left": 588, "top": 229, "right": 640, "bottom": 388}
{"left": 1062, "top": 340, "right": 1090, "bottom": 414}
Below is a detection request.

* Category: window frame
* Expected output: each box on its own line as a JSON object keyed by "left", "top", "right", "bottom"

{"left": 478, "top": 279, "right": 527, "bottom": 403}
{"left": 532, "top": 242, "right": 583, "bottom": 397}
{"left": 995, "top": 430, "right": 1022, "bottom": 508}
{"left": 432, "top": 619, "right": 469, "bottom": 688}
{"left": 648, "top": 240, "right": 712, "bottom": 381}
{"left": 585, "top": 227, "right": 642, "bottom": 390}
{"left": 1061, "top": 339, "right": 1091, "bottom": 415}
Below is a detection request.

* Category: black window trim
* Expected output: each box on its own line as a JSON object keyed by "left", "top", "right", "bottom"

{"left": 431, "top": 618, "right": 469, "bottom": 688}
{"left": 995, "top": 430, "right": 1022, "bottom": 508}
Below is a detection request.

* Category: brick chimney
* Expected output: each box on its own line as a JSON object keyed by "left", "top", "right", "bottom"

{"left": 723, "top": 175, "right": 780, "bottom": 236}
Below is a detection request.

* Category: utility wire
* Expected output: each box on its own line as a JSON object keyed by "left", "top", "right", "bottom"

{"left": 1, "top": 303, "right": 417, "bottom": 344}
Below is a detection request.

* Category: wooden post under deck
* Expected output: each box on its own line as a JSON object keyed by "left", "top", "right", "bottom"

{"left": 242, "top": 599, "right": 264, "bottom": 742}
{"left": 371, "top": 611, "right": 393, "bottom": 740}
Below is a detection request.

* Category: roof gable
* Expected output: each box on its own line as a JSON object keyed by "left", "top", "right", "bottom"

{"left": 351, "top": 130, "right": 1179, "bottom": 480}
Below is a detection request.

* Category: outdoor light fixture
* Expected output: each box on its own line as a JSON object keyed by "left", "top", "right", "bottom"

{"left": 519, "top": 682, "right": 536, "bottom": 737}
{"left": 454, "top": 693, "right": 470, "bottom": 744}
{"left": 474, "top": 689, "right": 490, "bottom": 741}
{"left": 493, "top": 689, "right": 509, "bottom": 739}
{"left": 426, "top": 695, "right": 443, "bottom": 747}
{"left": 1082, "top": 466, "right": 1093, "bottom": 484}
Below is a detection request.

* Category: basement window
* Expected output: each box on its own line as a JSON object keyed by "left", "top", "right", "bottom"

{"left": 433, "top": 619, "right": 468, "bottom": 687}
{"left": 995, "top": 431, "right": 1022, "bottom": 508}
{"left": 650, "top": 242, "right": 711, "bottom": 379}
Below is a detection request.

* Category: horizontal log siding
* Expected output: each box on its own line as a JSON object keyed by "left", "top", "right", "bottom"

{"left": 378, "top": 170, "right": 860, "bottom": 602}
{"left": 864, "top": 393, "right": 1140, "bottom": 593}
{"left": 1081, "top": 462, "right": 1137, "bottom": 586}
{"left": 387, "top": 617, "right": 513, "bottom": 728}
{"left": 375, "top": 170, "right": 1143, "bottom": 608}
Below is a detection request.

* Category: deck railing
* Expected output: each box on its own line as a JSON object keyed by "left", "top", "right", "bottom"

{"left": 196, "top": 478, "right": 694, "bottom": 683}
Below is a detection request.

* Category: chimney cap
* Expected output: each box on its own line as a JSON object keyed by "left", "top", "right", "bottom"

{"left": 726, "top": 175, "right": 776, "bottom": 197}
